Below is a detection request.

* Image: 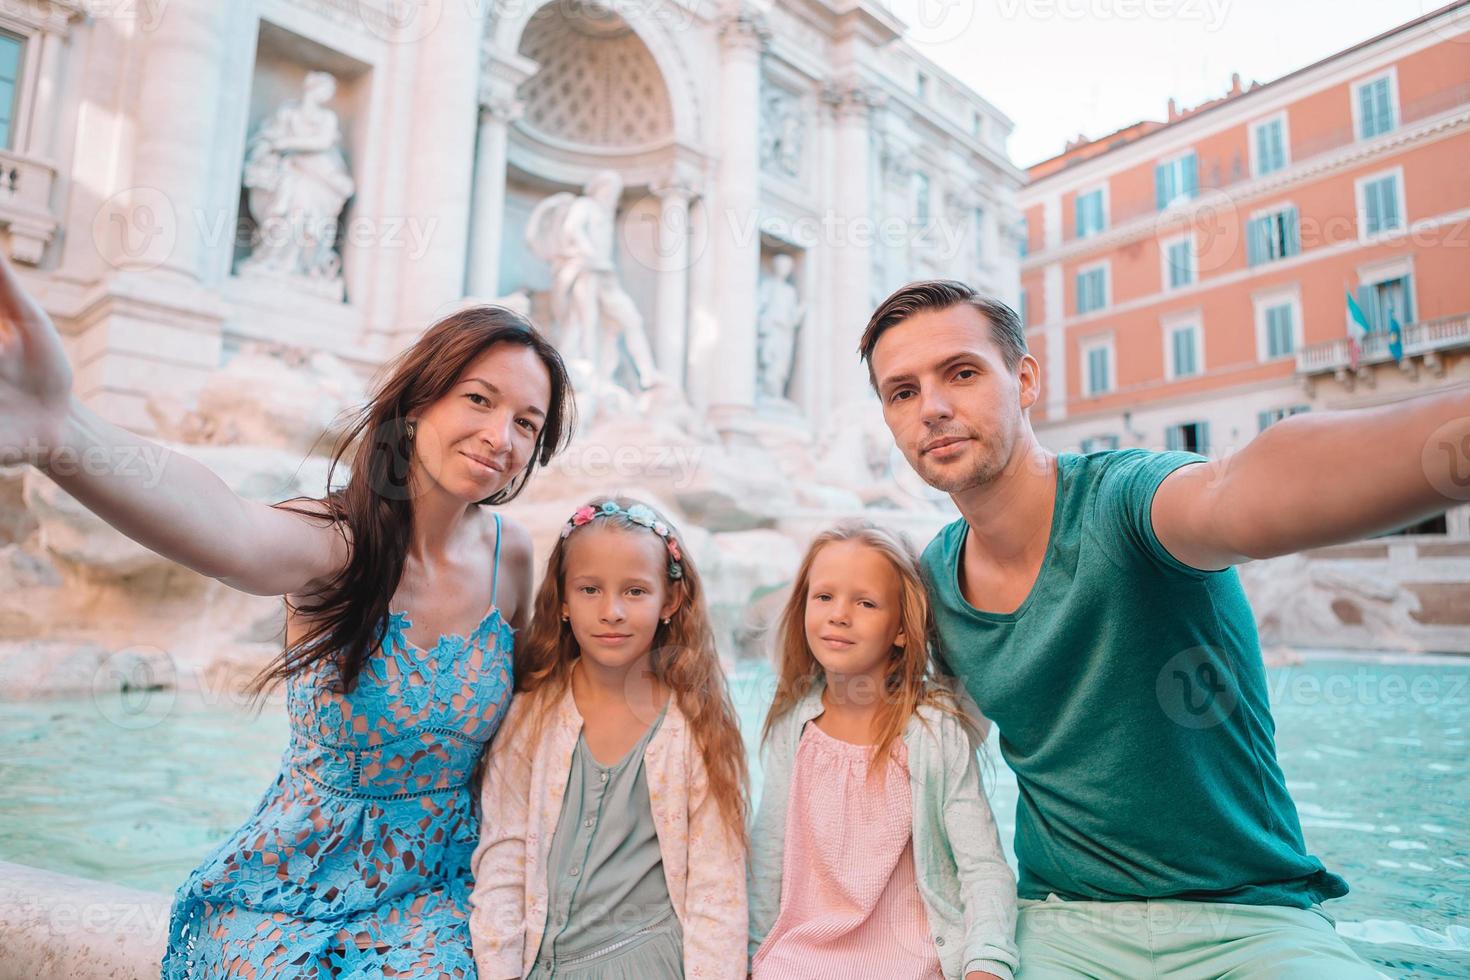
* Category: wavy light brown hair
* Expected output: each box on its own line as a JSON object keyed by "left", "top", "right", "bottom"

{"left": 253, "top": 306, "right": 576, "bottom": 694}
{"left": 512, "top": 495, "right": 748, "bottom": 848}
{"left": 762, "top": 518, "right": 978, "bottom": 777}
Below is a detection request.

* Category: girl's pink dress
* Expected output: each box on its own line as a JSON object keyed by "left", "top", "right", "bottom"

{"left": 753, "top": 720, "right": 944, "bottom": 980}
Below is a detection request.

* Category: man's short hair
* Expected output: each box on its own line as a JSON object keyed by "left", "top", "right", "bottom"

{"left": 858, "top": 280, "right": 1027, "bottom": 392}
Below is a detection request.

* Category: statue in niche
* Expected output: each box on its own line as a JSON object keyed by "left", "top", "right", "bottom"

{"left": 240, "top": 71, "right": 356, "bottom": 300}
{"left": 757, "top": 253, "right": 804, "bottom": 402}
{"left": 526, "top": 170, "right": 663, "bottom": 392}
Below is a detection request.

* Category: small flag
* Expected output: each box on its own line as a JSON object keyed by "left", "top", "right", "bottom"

{"left": 1346, "top": 290, "right": 1372, "bottom": 336}
{"left": 1388, "top": 314, "right": 1404, "bottom": 361}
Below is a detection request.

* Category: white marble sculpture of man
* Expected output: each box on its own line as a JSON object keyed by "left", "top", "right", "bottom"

{"left": 526, "top": 170, "right": 662, "bottom": 391}
{"left": 241, "top": 71, "right": 356, "bottom": 293}
{"left": 757, "top": 253, "right": 804, "bottom": 401}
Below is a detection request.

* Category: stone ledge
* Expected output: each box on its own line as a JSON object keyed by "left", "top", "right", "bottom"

{"left": 0, "top": 860, "right": 167, "bottom": 980}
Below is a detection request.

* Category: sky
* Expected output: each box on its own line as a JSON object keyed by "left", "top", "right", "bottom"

{"left": 881, "top": 0, "right": 1459, "bottom": 167}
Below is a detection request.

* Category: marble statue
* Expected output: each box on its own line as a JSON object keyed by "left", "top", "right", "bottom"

{"left": 757, "top": 253, "right": 804, "bottom": 401}
{"left": 240, "top": 71, "right": 356, "bottom": 299}
{"left": 525, "top": 170, "right": 662, "bottom": 391}
{"left": 761, "top": 88, "right": 804, "bottom": 178}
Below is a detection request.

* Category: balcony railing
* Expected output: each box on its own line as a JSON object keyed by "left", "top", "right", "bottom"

{"left": 1295, "top": 313, "right": 1470, "bottom": 379}
{"left": 0, "top": 148, "right": 59, "bottom": 264}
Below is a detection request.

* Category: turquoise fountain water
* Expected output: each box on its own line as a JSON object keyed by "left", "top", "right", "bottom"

{"left": 1, "top": 656, "right": 1465, "bottom": 977}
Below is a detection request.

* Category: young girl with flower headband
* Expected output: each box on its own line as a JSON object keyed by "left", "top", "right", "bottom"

{"left": 470, "top": 496, "right": 748, "bottom": 980}
{"left": 748, "top": 519, "right": 1019, "bottom": 980}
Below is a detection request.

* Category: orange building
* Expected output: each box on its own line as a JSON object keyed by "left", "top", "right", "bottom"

{"left": 1018, "top": 2, "right": 1470, "bottom": 539}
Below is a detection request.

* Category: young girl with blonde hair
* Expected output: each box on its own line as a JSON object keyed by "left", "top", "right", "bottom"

{"left": 470, "top": 496, "right": 748, "bottom": 979}
{"left": 749, "top": 518, "right": 1018, "bottom": 980}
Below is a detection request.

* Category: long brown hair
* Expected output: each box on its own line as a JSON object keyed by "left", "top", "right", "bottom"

{"left": 512, "top": 495, "right": 749, "bottom": 848}
{"left": 762, "top": 518, "right": 977, "bottom": 775}
{"left": 253, "top": 306, "right": 576, "bottom": 694}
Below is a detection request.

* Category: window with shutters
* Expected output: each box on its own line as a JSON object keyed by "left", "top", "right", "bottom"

{"left": 1075, "top": 187, "right": 1106, "bottom": 239}
{"left": 1155, "top": 151, "right": 1198, "bottom": 210}
{"left": 1165, "top": 421, "right": 1210, "bottom": 455}
{"left": 1160, "top": 233, "right": 1195, "bottom": 290}
{"left": 1356, "top": 275, "right": 1415, "bottom": 333}
{"left": 1250, "top": 115, "right": 1289, "bottom": 177}
{"left": 0, "top": 33, "right": 20, "bottom": 151}
{"left": 1258, "top": 405, "right": 1310, "bottom": 433}
{"left": 1253, "top": 288, "right": 1302, "bottom": 362}
{"left": 1082, "top": 338, "right": 1114, "bottom": 396}
{"left": 1265, "top": 304, "right": 1295, "bottom": 358}
{"left": 1352, "top": 72, "right": 1397, "bottom": 140}
{"left": 1166, "top": 321, "right": 1202, "bottom": 379}
{"left": 1075, "top": 264, "right": 1108, "bottom": 315}
{"left": 1356, "top": 169, "right": 1405, "bottom": 240}
{"left": 1246, "top": 206, "right": 1301, "bottom": 266}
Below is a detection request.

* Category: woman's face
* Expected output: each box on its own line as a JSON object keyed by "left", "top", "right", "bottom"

{"left": 410, "top": 343, "right": 552, "bottom": 502}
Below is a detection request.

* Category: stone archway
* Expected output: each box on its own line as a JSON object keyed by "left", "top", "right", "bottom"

{"left": 515, "top": 2, "right": 675, "bottom": 153}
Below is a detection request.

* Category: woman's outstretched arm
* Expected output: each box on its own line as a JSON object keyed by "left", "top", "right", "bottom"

{"left": 0, "top": 256, "right": 347, "bottom": 597}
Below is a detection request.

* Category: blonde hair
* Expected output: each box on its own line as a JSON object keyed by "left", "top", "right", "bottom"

{"left": 511, "top": 496, "right": 748, "bottom": 848}
{"left": 762, "top": 518, "right": 977, "bottom": 775}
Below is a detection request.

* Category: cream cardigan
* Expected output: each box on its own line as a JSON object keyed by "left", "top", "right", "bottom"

{"left": 470, "top": 685, "right": 747, "bottom": 979}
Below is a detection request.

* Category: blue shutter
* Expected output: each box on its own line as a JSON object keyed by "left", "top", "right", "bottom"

{"left": 1258, "top": 411, "right": 1273, "bottom": 433}
{"left": 1383, "top": 176, "right": 1400, "bottom": 231}
{"left": 1358, "top": 82, "right": 1375, "bottom": 137}
{"left": 1284, "top": 207, "right": 1301, "bottom": 257}
{"left": 1246, "top": 217, "right": 1265, "bottom": 266}
{"left": 1182, "top": 152, "right": 1198, "bottom": 199}
{"left": 1263, "top": 120, "right": 1285, "bottom": 173}
{"left": 1375, "top": 80, "right": 1394, "bottom": 133}
{"left": 1358, "top": 285, "right": 1379, "bottom": 332}
{"left": 1197, "top": 422, "right": 1211, "bottom": 456}
{"left": 1155, "top": 164, "right": 1167, "bottom": 211}
{"left": 1166, "top": 426, "right": 1182, "bottom": 452}
{"left": 1075, "top": 198, "right": 1084, "bottom": 239}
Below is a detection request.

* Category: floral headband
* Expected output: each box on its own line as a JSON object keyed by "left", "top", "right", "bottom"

{"left": 560, "top": 500, "right": 684, "bottom": 580}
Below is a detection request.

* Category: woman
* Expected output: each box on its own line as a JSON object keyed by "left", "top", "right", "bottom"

{"left": 0, "top": 254, "right": 575, "bottom": 978}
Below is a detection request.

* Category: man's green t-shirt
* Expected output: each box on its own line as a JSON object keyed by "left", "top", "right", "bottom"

{"left": 920, "top": 449, "right": 1347, "bottom": 908}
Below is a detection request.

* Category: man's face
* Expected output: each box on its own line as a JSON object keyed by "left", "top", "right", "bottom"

{"left": 870, "top": 304, "right": 1037, "bottom": 495}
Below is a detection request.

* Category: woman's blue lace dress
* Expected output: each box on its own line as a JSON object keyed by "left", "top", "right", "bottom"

{"left": 162, "top": 514, "right": 515, "bottom": 979}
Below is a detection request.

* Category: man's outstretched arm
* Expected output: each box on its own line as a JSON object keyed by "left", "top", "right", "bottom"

{"left": 1152, "top": 388, "right": 1470, "bottom": 571}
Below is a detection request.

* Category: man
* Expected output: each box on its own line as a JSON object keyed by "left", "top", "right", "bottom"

{"left": 861, "top": 280, "right": 1465, "bottom": 978}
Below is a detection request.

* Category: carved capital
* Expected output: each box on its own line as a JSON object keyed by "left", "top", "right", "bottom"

{"left": 821, "top": 81, "right": 882, "bottom": 121}
{"left": 719, "top": 9, "right": 772, "bottom": 53}
{"left": 479, "top": 90, "right": 524, "bottom": 124}
{"left": 651, "top": 177, "right": 697, "bottom": 205}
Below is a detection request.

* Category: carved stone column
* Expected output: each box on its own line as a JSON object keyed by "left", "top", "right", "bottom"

{"left": 651, "top": 178, "right": 695, "bottom": 388}
{"left": 704, "top": 8, "right": 770, "bottom": 419}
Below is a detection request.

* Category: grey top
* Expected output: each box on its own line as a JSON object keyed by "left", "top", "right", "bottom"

{"left": 535, "top": 701, "right": 676, "bottom": 966}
